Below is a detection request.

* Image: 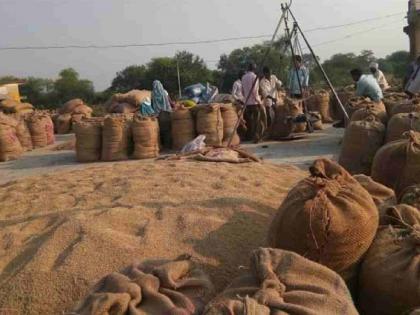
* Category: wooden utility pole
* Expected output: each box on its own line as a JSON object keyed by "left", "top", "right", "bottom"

{"left": 405, "top": 0, "right": 420, "bottom": 59}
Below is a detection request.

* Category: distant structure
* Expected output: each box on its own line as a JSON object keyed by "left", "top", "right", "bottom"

{"left": 405, "top": 0, "right": 420, "bottom": 59}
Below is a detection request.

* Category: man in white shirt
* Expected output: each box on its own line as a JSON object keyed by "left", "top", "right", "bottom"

{"left": 369, "top": 62, "right": 390, "bottom": 91}
{"left": 260, "top": 66, "right": 282, "bottom": 132}
{"left": 231, "top": 71, "right": 244, "bottom": 104}
{"left": 241, "top": 63, "right": 266, "bottom": 143}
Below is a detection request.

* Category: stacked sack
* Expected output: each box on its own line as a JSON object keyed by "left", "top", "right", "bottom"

{"left": 55, "top": 99, "right": 93, "bottom": 134}
{"left": 220, "top": 104, "right": 240, "bottom": 146}
{"left": 0, "top": 113, "right": 23, "bottom": 162}
{"left": 383, "top": 92, "right": 408, "bottom": 116}
{"left": 26, "top": 112, "right": 55, "bottom": 148}
{"left": 271, "top": 98, "right": 306, "bottom": 140}
{"left": 171, "top": 107, "right": 196, "bottom": 150}
{"left": 74, "top": 118, "right": 104, "bottom": 163}
{"left": 0, "top": 99, "right": 34, "bottom": 115}
{"left": 306, "top": 89, "right": 333, "bottom": 123}
{"left": 194, "top": 104, "right": 224, "bottom": 146}
{"left": 330, "top": 86, "right": 355, "bottom": 121}
{"left": 106, "top": 90, "right": 151, "bottom": 114}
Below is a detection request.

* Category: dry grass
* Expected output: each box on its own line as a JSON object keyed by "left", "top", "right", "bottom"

{"left": 0, "top": 160, "right": 306, "bottom": 314}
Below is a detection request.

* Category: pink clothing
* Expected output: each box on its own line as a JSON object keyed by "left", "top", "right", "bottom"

{"left": 241, "top": 71, "right": 261, "bottom": 106}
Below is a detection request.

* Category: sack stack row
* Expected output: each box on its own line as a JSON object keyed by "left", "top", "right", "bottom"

{"left": 267, "top": 158, "right": 419, "bottom": 315}
{"left": 0, "top": 99, "right": 34, "bottom": 115}
{"left": 74, "top": 114, "right": 160, "bottom": 163}
{"left": 0, "top": 111, "right": 55, "bottom": 162}
{"left": 171, "top": 103, "right": 240, "bottom": 150}
{"left": 339, "top": 97, "right": 420, "bottom": 187}
{"left": 54, "top": 99, "right": 93, "bottom": 134}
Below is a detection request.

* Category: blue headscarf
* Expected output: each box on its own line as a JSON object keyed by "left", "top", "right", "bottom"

{"left": 152, "top": 80, "right": 172, "bottom": 114}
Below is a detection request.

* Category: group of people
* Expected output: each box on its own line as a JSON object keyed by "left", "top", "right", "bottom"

{"left": 232, "top": 55, "right": 309, "bottom": 143}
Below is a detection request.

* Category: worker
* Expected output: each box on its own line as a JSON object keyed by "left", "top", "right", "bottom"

{"left": 288, "top": 55, "right": 309, "bottom": 98}
{"left": 242, "top": 63, "right": 266, "bottom": 143}
{"left": 369, "top": 62, "right": 390, "bottom": 91}
{"left": 232, "top": 71, "right": 245, "bottom": 104}
{"left": 350, "top": 68, "right": 383, "bottom": 101}
{"left": 260, "top": 66, "right": 282, "bottom": 132}
{"left": 405, "top": 56, "right": 420, "bottom": 98}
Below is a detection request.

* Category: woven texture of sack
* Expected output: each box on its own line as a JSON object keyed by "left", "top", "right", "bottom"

{"left": 359, "top": 205, "right": 420, "bottom": 315}
{"left": 371, "top": 131, "right": 420, "bottom": 196}
{"left": 15, "top": 118, "right": 33, "bottom": 151}
{"left": 74, "top": 255, "right": 213, "bottom": 315}
{"left": 132, "top": 116, "right": 160, "bottom": 159}
{"left": 220, "top": 104, "right": 240, "bottom": 146}
{"left": 391, "top": 99, "right": 420, "bottom": 117}
{"left": 74, "top": 119, "right": 103, "bottom": 163}
{"left": 59, "top": 99, "right": 84, "bottom": 115}
{"left": 400, "top": 185, "right": 420, "bottom": 209}
{"left": 338, "top": 117, "right": 385, "bottom": 175}
{"left": 271, "top": 104, "right": 294, "bottom": 139}
{"left": 56, "top": 114, "right": 72, "bottom": 134}
{"left": 286, "top": 98, "right": 306, "bottom": 133}
{"left": 267, "top": 159, "right": 378, "bottom": 280}
{"left": 386, "top": 112, "right": 420, "bottom": 143}
{"left": 196, "top": 104, "right": 223, "bottom": 146}
{"left": 351, "top": 102, "right": 387, "bottom": 125}
{"left": 171, "top": 109, "right": 196, "bottom": 150}
{"left": 353, "top": 174, "right": 396, "bottom": 208}
{"left": 101, "top": 116, "right": 132, "bottom": 161}
{"left": 204, "top": 248, "right": 358, "bottom": 315}
{"left": 0, "top": 123, "right": 23, "bottom": 162}
{"left": 27, "top": 114, "right": 48, "bottom": 148}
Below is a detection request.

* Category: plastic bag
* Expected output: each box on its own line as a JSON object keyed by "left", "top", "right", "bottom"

{"left": 181, "top": 135, "right": 206, "bottom": 153}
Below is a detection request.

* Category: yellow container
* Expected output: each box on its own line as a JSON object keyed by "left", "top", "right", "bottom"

{"left": 0, "top": 83, "right": 21, "bottom": 102}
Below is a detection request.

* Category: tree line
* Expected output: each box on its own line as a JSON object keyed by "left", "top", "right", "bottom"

{"left": 0, "top": 41, "right": 411, "bottom": 109}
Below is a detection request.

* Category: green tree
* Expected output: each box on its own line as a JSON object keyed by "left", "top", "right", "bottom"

{"left": 110, "top": 65, "right": 148, "bottom": 93}
{"left": 379, "top": 51, "right": 411, "bottom": 80}
{"left": 53, "top": 68, "right": 95, "bottom": 104}
{"left": 19, "top": 77, "right": 55, "bottom": 107}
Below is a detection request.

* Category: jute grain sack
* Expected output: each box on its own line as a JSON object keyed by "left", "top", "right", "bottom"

{"left": 15, "top": 118, "right": 33, "bottom": 151}
{"left": 317, "top": 89, "right": 333, "bottom": 123}
{"left": 386, "top": 112, "right": 420, "bottom": 143}
{"left": 101, "top": 116, "right": 131, "bottom": 161}
{"left": 383, "top": 92, "right": 408, "bottom": 116}
{"left": 59, "top": 98, "right": 84, "bottom": 114}
{"left": 271, "top": 104, "right": 294, "bottom": 139}
{"left": 267, "top": 159, "right": 378, "bottom": 280}
{"left": 358, "top": 205, "right": 420, "bottom": 315}
{"left": 351, "top": 102, "right": 387, "bottom": 125}
{"left": 132, "top": 115, "right": 160, "bottom": 160}
{"left": 220, "top": 104, "right": 240, "bottom": 146}
{"left": 286, "top": 98, "right": 306, "bottom": 133}
{"left": 0, "top": 122, "right": 23, "bottom": 162}
{"left": 44, "top": 115, "right": 55, "bottom": 145}
{"left": 309, "top": 111, "right": 323, "bottom": 130}
{"left": 391, "top": 98, "right": 420, "bottom": 117}
{"left": 400, "top": 185, "right": 420, "bottom": 209}
{"left": 354, "top": 174, "right": 396, "bottom": 208}
{"left": 112, "top": 89, "right": 151, "bottom": 107}
{"left": 338, "top": 117, "right": 385, "bottom": 175}
{"left": 0, "top": 112, "right": 18, "bottom": 127}
{"left": 74, "top": 255, "right": 213, "bottom": 315}
{"left": 72, "top": 104, "right": 93, "bottom": 116}
{"left": 171, "top": 108, "right": 195, "bottom": 150}
{"left": 371, "top": 131, "right": 420, "bottom": 196}
{"left": 330, "top": 89, "right": 354, "bottom": 121}
{"left": 56, "top": 114, "right": 72, "bottom": 134}
{"left": 27, "top": 114, "right": 48, "bottom": 148}
{"left": 204, "top": 248, "right": 358, "bottom": 315}
{"left": 196, "top": 104, "right": 223, "bottom": 146}
{"left": 74, "top": 119, "right": 103, "bottom": 163}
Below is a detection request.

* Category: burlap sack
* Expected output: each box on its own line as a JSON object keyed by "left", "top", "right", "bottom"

{"left": 271, "top": 104, "right": 294, "bottom": 139}
{"left": 132, "top": 115, "right": 160, "bottom": 160}
{"left": 0, "top": 112, "right": 18, "bottom": 127}
{"left": 110, "top": 102, "right": 138, "bottom": 114}
{"left": 196, "top": 104, "right": 223, "bottom": 146}
{"left": 44, "top": 115, "right": 55, "bottom": 145}
{"left": 354, "top": 174, "right": 396, "bottom": 208}
{"left": 59, "top": 98, "right": 84, "bottom": 114}
{"left": 101, "top": 116, "right": 132, "bottom": 161}
{"left": 358, "top": 205, "right": 420, "bottom": 315}
{"left": 391, "top": 98, "right": 420, "bottom": 117}
{"left": 112, "top": 90, "right": 151, "bottom": 107}
{"left": 286, "top": 98, "right": 306, "bottom": 133}
{"left": 72, "top": 104, "right": 93, "bottom": 116}
{"left": 383, "top": 92, "right": 408, "bottom": 116}
{"left": 346, "top": 97, "right": 372, "bottom": 118}
{"left": 371, "top": 131, "right": 420, "bottom": 196}
{"left": 267, "top": 159, "right": 378, "bottom": 281}
{"left": 0, "top": 123, "right": 23, "bottom": 162}
{"left": 74, "top": 255, "right": 213, "bottom": 315}
{"left": 204, "top": 248, "right": 358, "bottom": 315}
{"left": 309, "top": 111, "right": 323, "bottom": 130}
{"left": 386, "top": 112, "right": 420, "bottom": 143}
{"left": 171, "top": 109, "right": 196, "bottom": 150}
{"left": 220, "top": 104, "right": 240, "bottom": 146}
{"left": 351, "top": 102, "right": 387, "bottom": 125}
{"left": 74, "top": 119, "right": 103, "bottom": 163}
{"left": 338, "top": 117, "right": 385, "bottom": 175}
{"left": 400, "top": 185, "right": 420, "bottom": 209}
{"left": 14, "top": 102, "right": 34, "bottom": 114}
{"left": 15, "top": 118, "right": 33, "bottom": 151}
{"left": 317, "top": 90, "right": 333, "bottom": 123}
{"left": 330, "top": 90, "right": 354, "bottom": 121}
{"left": 27, "top": 114, "right": 48, "bottom": 148}
{"left": 56, "top": 114, "right": 72, "bottom": 134}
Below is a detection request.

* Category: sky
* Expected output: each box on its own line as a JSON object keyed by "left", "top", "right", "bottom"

{"left": 0, "top": 0, "right": 408, "bottom": 91}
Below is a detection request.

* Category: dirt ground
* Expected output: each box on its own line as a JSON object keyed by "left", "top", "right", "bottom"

{"left": 0, "top": 125, "right": 343, "bottom": 184}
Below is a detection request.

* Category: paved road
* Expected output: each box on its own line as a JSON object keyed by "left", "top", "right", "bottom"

{"left": 0, "top": 126, "right": 344, "bottom": 184}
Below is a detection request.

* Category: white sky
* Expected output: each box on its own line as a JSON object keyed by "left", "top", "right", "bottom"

{"left": 0, "top": 0, "right": 408, "bottom": 90}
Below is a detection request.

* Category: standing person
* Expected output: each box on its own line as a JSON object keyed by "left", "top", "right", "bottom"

{"left": 405, "top": 56, "right": 420, "bottom": 98}
{"left": 242, "top": 63, "right": 266, "bottom": 143}
{"left": 260, "top": 66, "right": 282, "bottom": 132}
{"left": 350, "top": 69, "right": 383, "bottom": 101}
{"left": 369, "top": 62, "right": 390, "bottom": 91}
{"left": 288, "top": 55, "right": 309, "bottom": 98}
{"left": 232, "top": 71, "right": 245, "bottom": 104}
